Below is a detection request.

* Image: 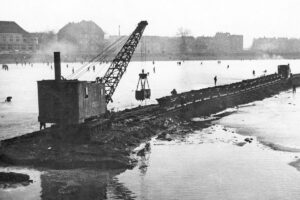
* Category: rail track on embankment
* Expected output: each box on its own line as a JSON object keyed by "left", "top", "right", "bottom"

{"left": 105, "top": 72, "right": 293, "bottom": 122}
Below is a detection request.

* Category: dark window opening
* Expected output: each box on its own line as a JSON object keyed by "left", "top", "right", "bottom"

{"left": 85, "top": 87, "right": 89, "bottom": 98}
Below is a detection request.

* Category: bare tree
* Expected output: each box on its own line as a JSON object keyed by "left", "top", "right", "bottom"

{"left": 177, "top": 27, "right": 191, "bottom": 56}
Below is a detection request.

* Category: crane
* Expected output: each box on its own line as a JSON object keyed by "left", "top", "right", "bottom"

{"left": 99, "top": 20, "right": 148, "bottom": 103}
{"left": 38, "top": 21, "right": 148, "bottom": 125}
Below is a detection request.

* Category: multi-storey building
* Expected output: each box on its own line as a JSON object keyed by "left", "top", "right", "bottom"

{"left": 251, "top": 37, "right": 300, "bottom": 53}
{"left": 57, "top": 20, "right": 105, "bottom": 53}
{"left": 0, "top": 21, "right": 38, "bottom": 53}
{"left": 197, "top": 32, "right": 243, "bottom": 53}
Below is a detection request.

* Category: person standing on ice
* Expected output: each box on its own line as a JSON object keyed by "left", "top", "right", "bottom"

{"left": 214, "top": 76, "right": 217, "bottom": 86}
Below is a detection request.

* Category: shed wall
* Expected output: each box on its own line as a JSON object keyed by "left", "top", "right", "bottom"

{"left": 78, "top": 82, "right": 106, "bottom": 122}
{"left": 38, "top": 80, "right": 106, "bottom": 124}
{"left": 38, "top": 80, "right": 79, "bottom": 124}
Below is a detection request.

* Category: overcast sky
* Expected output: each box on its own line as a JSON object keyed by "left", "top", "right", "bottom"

{"left": 3, "top": 0, "right": 300, "bottom": 47}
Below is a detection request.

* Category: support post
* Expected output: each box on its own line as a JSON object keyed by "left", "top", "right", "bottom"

{"left": 54, "top": 52, "right": 61, "bottom": 81}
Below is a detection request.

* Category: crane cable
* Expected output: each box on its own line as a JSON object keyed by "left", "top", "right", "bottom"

{"left": 72, "top": 47, "right": 116, "bottom": 79}
{"left": 81, "top": 36, "right": 129, "bottom": 80}
{"left": 66, "top": 36, "right": 128, "bottom": 79}
{"left": 67, "top": 36, "right": 126, "bottom": 79}
{"left": 91, "top": 36, "right": 129, "bottom": 79}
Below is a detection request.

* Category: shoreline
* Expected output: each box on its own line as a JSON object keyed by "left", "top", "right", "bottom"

{"left": 2, "top": 114, "right": 300, "bottom": 199}
{"left": 1, "top": 52, "right": 300, "bottom": 64}
{"left": 0, "top": 74, "right": 293, "bottom": 170}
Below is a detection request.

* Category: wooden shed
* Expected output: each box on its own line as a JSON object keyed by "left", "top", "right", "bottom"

{"left": 37, "top": 52, "right": 106, "bottom": 125}
{"left": 278, "top": 64, "right": 291, "bottom": 78}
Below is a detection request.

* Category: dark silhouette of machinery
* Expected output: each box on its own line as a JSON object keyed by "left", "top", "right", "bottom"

{"left": 37, "top": 21, "right": 148, "bottom": 125}
{"left": 102, "top": 21, "right": 148, "bottom": 103}
{"left": 278, "top": 64, "right": 291, "bottom": 78}
{"left": 135, "top": 69, "right": 151, "bottom": 101}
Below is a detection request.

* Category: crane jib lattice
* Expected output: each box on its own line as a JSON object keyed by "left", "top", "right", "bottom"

{"left": 102, "top": 21, "right": 148, "bottom": 103}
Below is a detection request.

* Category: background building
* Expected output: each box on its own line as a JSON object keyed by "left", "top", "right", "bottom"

{"left": 0, "top": 20, "right": 247, "bottom": 61}
{"left": 197, "top": 32, "right": 243, "bottom": 53}
{"left": 57, "top": 20, "right": 105, "bottom": 54}
{"left": 251, "top": 37, "right": 300, "bottom": 54}
{"left": 0, "top": 21, "right": 38, "bottom": 53}
{"left": 110, "top": 32, "right": 243, "bottom": 58}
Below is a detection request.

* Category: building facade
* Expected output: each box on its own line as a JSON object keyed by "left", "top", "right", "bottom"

{"left": 57, "top": 20, "right": 105, "bottom": 54}
{"left": 0, "top": 21, "right": 38, "bottom": 53}
{"left": 197, "top": 32, "right": 243, "bottom": 53}
{"left": 251, "top": 37, "right": 300, "bottom": 53}
{"left": 109, "top": 32, "right": 243, "bottom": 57}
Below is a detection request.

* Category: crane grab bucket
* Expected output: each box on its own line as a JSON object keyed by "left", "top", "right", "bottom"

{"left": 102, "top": 21, "right": 148, "bottom": 103}
{"left": 135, "top": 69, "right": 151, "bottom": 101}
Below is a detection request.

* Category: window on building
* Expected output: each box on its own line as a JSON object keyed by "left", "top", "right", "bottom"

{"left": 85, "top": 87, "right": 89, "bottom": 98}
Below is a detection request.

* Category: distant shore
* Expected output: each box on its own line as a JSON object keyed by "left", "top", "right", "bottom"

{"left": 1, "top": 52, "right": 300, "bottom": 64}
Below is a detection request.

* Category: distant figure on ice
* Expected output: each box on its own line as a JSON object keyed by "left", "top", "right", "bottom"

{"left": 171, "top": 89, "right": 177, "bottom": 96}
{"left": 152, "top": 60, "right": 155, "bottom": 65}
{"left": 253, "top": 70, "right": 256, "bottom": 76}
{"left": 2, "top": 64, "right": 8, "bottom": 70}
{"left": 5, "top": 96, "right": 12, "bottom": 102}
{"left": 93, "top": 65, "right": 95, "bottom": 72}
{"left": 72, "top": 67, "right": 75, "bottom": 74}
{"left": 263, "top": 69, "right": 267, "bottom": 75}
{"left": 227, "top": 65, "right": 229, "bottom": 69}
{"left": 293, "top": 85, "right": 296, "bottom": 93}
{"left": 214, "top": 76, "right": 217, "bottom": 86}
{"left": 153, "top": 66, "right": 156, "bottom": 73}
{"left": 66, "top": 64, "right": 68, "bottom": 68}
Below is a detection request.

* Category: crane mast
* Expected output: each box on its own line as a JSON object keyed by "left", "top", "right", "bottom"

{"left": 102, "top": 21, "right": 148, "bottom": 103}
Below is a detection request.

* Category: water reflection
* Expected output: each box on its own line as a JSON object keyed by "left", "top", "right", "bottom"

{"left": 0, "top": 167, "right": 42, "bottom": 200}
{"left": 114, "top": 127, "right": 300, "bottom": 200}
{"left": 138, "top": 144, "right": 151, "bottom": 176}
{"left": 0, "top": 167, "right": 138, "bottom": 200}
{"left": 107, "top": 178, "right": 136, "bottom": 200}
{"left": 138, "top": 155, "right": 150, "bottom": 176}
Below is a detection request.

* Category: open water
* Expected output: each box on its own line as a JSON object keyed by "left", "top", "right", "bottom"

{"left": 1, "top": 59, "right": 300, "bottom": 199}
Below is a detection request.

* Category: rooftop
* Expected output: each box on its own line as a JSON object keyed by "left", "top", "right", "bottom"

{"left": 0, "top": 21, "right": 29, "bottom": 35}
{"left": 58, "top": 20, "right": 104, "bottom": 36}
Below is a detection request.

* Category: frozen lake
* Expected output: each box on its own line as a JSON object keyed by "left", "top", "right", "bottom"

{"left": 1, "top": 59, "right": 300, "bottom": 199}
{"left": 1, "top": 59, "right": 298, "bottom": 139}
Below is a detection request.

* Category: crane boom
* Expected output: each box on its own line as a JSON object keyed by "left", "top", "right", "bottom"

{"left": 102, "top": 21, "right": 148, "bottom": 103}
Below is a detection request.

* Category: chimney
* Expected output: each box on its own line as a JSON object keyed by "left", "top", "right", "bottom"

{"left": 54, "top": 52, "right": 61, "bottom": 81}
